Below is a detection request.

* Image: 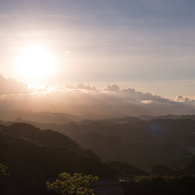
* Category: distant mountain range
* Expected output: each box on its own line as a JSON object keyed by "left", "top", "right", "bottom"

{"left": 72, "top": 131, "right": 192, "bottom": 169}
{"left": 2, "top": 110, "right": 195, "bottom": 124}
{"left": 1, "top": 112, "right": 195, "bottom": 170}
{"left": 1, "top": 116, "right": 195, "bottom": 195}
{"left": 0, "top": 110, "right": 81, "bottom": 124}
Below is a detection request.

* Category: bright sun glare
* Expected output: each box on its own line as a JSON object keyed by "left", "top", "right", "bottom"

{"left": 17, "top": 46, "right": 55, "bottom": 79}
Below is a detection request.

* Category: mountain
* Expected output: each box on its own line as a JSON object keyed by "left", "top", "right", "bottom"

{"left": 177, "top": 159, "right": 195, "bottom": 175}
{"left": 132, "top": 119, "right": 195, "bottom": 147}
{"left": 4, "top": 116, "right": 195, "bottom": 149}
{"left": 78, "top": 116, "right": 143, "bottom": 125}
{"left": 0, "top": 110, "right": 81, "bottom": 124}
{"left": 1, "top": 123, "right": 100, "bottom": 161}
{"left": 149, "top": 164, "right": 178, "bottom": 176}
{"left": 155, "top": 114, "right": 195, "bottom": 121}
{"left": 0, "top": 119, "right": 5, "bottom": 124}
{"left": 105, "top": 160, "right": 148, "bottom": 176}
{"left": 149, "top": 159, "right": 195, "bottom": 177}
{"left": 60, "top": 119, "right": 195, "bottom": 149}
{"left": 0, "top": 125, "right": 119, "bottom": 182}
{"left": 3, "top": 117, "right": 195, "bottom": 170}
{"left": 72, "top": 131, "right": 192, "bottom": 169}
{"left": 138, "top": 114, "right": 195, "bottom": 121}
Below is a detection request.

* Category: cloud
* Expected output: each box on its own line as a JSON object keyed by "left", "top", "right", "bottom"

{"left": 105, "top": 84, "right": 120, "bottom": 92}
{"left": 0, "top": 75, "right": 29, "bottom": 94}
{"left": 140, "top": 100, "right": 153, "bottom": 104}
{"left": 119, "top": 87, "right": 170, "bottom": 104}
{"left": 0, "top": 75, "right": 195, "bottom": 116}
{"left": 175, "top": 95, "right": 195, "bottom": 105}
{"left": 64, "top": 84, "right": 97, "bottom": 92}
{"left": 75, "top": 84, "right": 97, "bottom": 91}
{"left": 65, "top": 50, "right": 71, "bottom": 54}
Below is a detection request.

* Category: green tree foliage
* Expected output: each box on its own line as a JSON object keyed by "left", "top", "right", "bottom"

{"left": 0, "top": 163, "right": 9, "bottom": 175}
{"left": 46, "top": 172, "right": 98, "bottom": 195}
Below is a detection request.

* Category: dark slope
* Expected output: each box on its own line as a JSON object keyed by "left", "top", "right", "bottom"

{"left": 149, "top": 164, "right": 178, "bottom": 176}
{"left": 177, "top": 159, "right": 195, "bottom": 175}
{"left": 62, "top": 119, "right": 195, "bottom": 148}
{"left": 64, "top": 122, "right": 151, "bottom": 143}
{"left": 132, "top": 119, "right": 195, "bottom": 147}
{"left": 105, "top": 160, "right": 148, "bottom": 176}
{"left": 0, "top": 175, "right": 55, "bottom": 195}
{"left": 2, "top": 123, "right": 100, "bottom": 161}
{"left": 3, "top": 123, "right": 79, "bottom": 150}
{"left": 149, "top": 161, "right": 195, "bottom": 177}
{"left": 72, "top": 132, "right": 192, "bottom": 169}
{"left": 78, "top": 116, "right": 143, "bottom": 125}
{"left": 134, "top": 119, "right": 195, "bottom": 134}
{"left": 5, "top": 117, "right": 195, "bottom": 149}
{"left": 0, "top": 131, "right": 118, "bottom": 181}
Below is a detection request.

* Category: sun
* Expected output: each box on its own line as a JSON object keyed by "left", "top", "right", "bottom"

{"left": 16, "top": 46, "right": 55, "bottom": 79}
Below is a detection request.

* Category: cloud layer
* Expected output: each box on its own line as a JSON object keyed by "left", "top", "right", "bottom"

{"left": 0, "top": 75, "right": 29, "bottom": 94}
{"left": 0, "top": 74, "right": 195, "bottom": 117}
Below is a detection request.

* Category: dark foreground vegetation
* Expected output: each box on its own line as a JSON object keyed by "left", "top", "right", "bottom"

{"left": 0, "top": 117, "right": 195, "bottom": 194}
{"left": 122, "top": 174, "right": 195, "bottom": 195}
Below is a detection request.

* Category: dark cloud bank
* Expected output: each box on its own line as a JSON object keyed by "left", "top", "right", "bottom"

{"left": 0, "top": 74, "right": 195, "bottom": 117}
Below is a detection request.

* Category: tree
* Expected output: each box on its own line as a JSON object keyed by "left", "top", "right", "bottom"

{"left": 46, "top": 172, "right": 99, "bottom": 195}
{"left": 0, "top": 163, "right": 9, "bottom": 175}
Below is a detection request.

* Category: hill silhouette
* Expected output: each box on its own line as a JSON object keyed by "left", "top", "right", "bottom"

{"left": 105, "top": 160, "right": 148, "bottom": 176}
{"left": 72, "top": 131, "right": 192, "bottom": 169}
{"left": 0, "top": 124, "right": 119, "bottom": 182}
{"left": 2, "top": 123, "right": 100, "bottom": 161}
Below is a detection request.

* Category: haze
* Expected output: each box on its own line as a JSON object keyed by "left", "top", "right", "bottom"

{"left": 0, "top": 0, "right": 195, "bottom": 117}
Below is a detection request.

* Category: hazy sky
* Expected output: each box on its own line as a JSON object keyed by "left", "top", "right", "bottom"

{"left": 0, "top": 0, "right": 195, "bottom": 116}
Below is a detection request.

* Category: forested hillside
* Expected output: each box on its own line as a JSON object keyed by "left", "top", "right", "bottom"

{"left": 61, "top": 119, "right": 195, "bottom": 148}
{"left": 2, "top": 123, "right": 100, "bottom": 161}
{"left": 0, "top": 124, "right": 118, "bottom": 181}
{"left": 1, "top": 120, "right": 195, "bottom": 194}
{"left": 72, "top": 131, "right": 192, "bottom": 169}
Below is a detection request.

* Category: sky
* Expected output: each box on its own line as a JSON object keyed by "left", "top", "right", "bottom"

{"left": 0, "top": 0, "right": 195, "bottom": 116}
